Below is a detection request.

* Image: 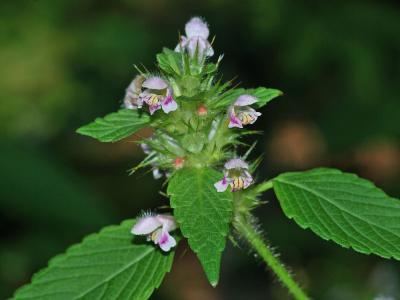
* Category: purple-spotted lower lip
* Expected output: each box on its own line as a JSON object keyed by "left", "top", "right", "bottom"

{"left": 230, "top": 115, "right": 241, "bottom": 125}
{"left": 164, "top": 95, "right": 172, "bottom": 104}
{"left": 158, "top": 232, "right": 169, "bottom": 245}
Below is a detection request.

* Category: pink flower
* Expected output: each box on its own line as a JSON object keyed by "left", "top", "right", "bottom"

{"left": 214, "top": 158, "right": 253, "bottom": 192}
{"left": 140, "top": 77, "right": 178, "bottom": 115}
{"left": 228, "top": 95, "right": 262, "bottom": 128}
{"left": 131, "top": 213, "right": 178, "bottom": 252}
{"left": 175, "top": 17, "right": 214, "bottom": 59}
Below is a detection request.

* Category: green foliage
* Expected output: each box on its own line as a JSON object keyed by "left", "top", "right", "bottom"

{"left": 13, "top": 220, "right": 175, "bottom": 300}
{"left": 214, "top": 87, "right": 282, "bottom": 109}
{"left": 76, "top": 109, "right": 150, "bottom": 143}
{"left": 273, "top": 168, "right": 400, "bottom": 260}
{"left": 157, "top": 48, "right": 183, "bottom": 76}
{"left": 0, "top": 143, "right": 112, "bottom": 231}
{"left": 213, "top": 88, "right": 246, "bottom": 109}
{"left": 181, "top": 132, "right": 206, "bottom": 153}
{"left": 249, "top": 87, "right": 283, "bottom": 108}
{"left": 167, "top": 168, "right": 233, "bottom": 286}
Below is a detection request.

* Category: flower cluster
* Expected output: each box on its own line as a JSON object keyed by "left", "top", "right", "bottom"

{"left": 127, "top": 17, "right": 266, "bottom": 251}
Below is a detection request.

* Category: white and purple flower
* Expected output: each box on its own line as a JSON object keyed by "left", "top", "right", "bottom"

{"left": 140, "top": 76, "right": 178, "bottom": 115}
{"left": 214, "top": 158, "right": 254, "bottom": 192}
{"left": 123, "top": 75, "right": 145, "bottom": 109}
{"left": 228, "top": 95, "right": 262, "bottom": 128}
{"left": 131, "top": 213, "right": 178, "bottom": 252}
{"left": 175, "top": 17, "right": 214, "bottom": 59}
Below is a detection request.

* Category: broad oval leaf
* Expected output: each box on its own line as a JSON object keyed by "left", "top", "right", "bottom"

{"left": 167, "top": 168, "right": 233, "bottom": 286}
{"left": 273, "top": 168, "right": 400, "bottom": 260}
{"left": 14, "top": 220, "right": 175, "bottom": 300}
{"left": 76, "top": 109, "right": 150, "bottom": 142}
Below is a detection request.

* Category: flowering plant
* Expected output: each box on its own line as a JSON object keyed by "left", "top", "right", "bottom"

{"left": 13, "top": 17, "right": 400, "bottom": 300}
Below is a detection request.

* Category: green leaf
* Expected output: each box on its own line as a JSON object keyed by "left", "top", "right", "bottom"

{"left": 213, "top": 88, "right": 246, "bottom": 109}
{"left": 202, "top": 63, "right": 218, "bottom": 74}
{"left": 214, "top": 87, "right": 282, "bottom": 109}
{"left": 76, "top": 109, "right": 150, "bottom": 142}
{"left": 247, "top": 87, "right": 283, "bottom": 108}
{"left": 167, "top": 168, "right": 233, "bottom": 286}
{"left": 273, "top": 168, "right": 400, "bottom": 260}
{"left": 14, "top": 220, "right": 176, "bottom": 300}
{"left": 181, "top": 132, "right": 206, "bottom": 153}
{"left": 156, "top": 48, "right": 182, "bottom": 76}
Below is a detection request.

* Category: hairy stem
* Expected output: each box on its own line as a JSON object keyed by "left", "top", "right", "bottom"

{"left": 235, "top": 216, "right": 310, "bottom": 300}
{"left": 255, "top": 180, "right": 273, "bottom": 193}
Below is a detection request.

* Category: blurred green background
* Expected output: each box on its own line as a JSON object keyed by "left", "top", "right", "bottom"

{"left": 1, "top": 0, "right": 399, "bottom": 299}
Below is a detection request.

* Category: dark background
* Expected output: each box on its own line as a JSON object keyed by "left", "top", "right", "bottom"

{"left": 1, "top": 0, "right": 399, "bottom": 299}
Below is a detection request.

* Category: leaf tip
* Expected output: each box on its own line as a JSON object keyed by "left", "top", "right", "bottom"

{"left": 76, "top": 126, "right": 85, "bottom": 135}
{"left": 210, "top": 280, "right": 219, "bottom": 288}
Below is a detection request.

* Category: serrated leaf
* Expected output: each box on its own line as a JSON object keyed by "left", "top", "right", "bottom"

{"left": 157, "top": 48, "right": 182, "bottom": 75}
{"left": 77, "top": 109, "right": 150, "bottom": 142}
{"left": 214, "top": 88, "right": 246, "bottom": 109}
{"left": 167, "top": 168, "right": 233, "bottom": 286}
{"left": 214, "top": 87, "right": 282, "bottom": 109}
{"left": 248, "top": 87, "right": 283, "bottom": 108}
{"left": 14, "top": 220, "right": 175, "bottom": 300}
{"left": 273, "top": 168, "right": 400, "bottom": 260}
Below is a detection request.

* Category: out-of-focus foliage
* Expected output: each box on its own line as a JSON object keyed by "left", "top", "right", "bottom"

{"left": 249, "top": 0, "right": 400, "bottom": 150}
{"left": 0, "top": 0, "right": 399, "bottom": 299}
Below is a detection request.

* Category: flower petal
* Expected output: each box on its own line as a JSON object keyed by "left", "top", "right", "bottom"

{"left": 205, "top": 43, "right": 214, "bottom": 57}
{"left": 185, "top": 17, "right": 209, "bottom": 39}
{"left": 158, "top": 230, "right": 177, "bottom": 252}
{"left": 228, "top": 110, "right": 243, "bottom": 128}
{"left": 124, "top": 76, "right": 145, "bottom": 109}
{"left": 235, "top": 94, "right": 258, "bottom": 106}
{"left": 131, "top": 215, "right": 161, "bottom": 235}
{"left": 243, "top": 170, "right": 254, "bottom": 189}
{"left": 123, "top": 96, "right": 138, "bottom": 109}
{"left": 156, "top": 214, "right": 177, "bottom": 232}
{"left": 148, "top": 104, "right": 161, "bottom": 115}
{"left": 175, "top": 36, "right": 188, "bottom": 52}
{"left": 214, "top": 177, "right": 229, "bottom": 192}
{"left": 142, "top": 77, "right": 168, "bottom": 90}
{"left": 161, "top": 95, "right": 178, "bottom": 113}
{"left": 152, "top": 168, "right": 163, "bottom": 179}
{"left": 224, "top": 158, "right": 249, "bottom": 170}
{"left": 238, "top": 108, "right": 262, "bottom": 125}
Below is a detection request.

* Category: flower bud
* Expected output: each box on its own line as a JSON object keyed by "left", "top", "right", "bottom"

{"left": 197, "top": 104, "right": 208, "bottom": 116}
{"left": 173, "top": 157, "right": 185, "bottom": 169}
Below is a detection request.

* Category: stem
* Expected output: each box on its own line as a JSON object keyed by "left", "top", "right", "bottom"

{"left": 235, "top": 217, "right": 310, "bottom": 300}
{"left": 255, "top": 180, "right": 273, "bottom": 193}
